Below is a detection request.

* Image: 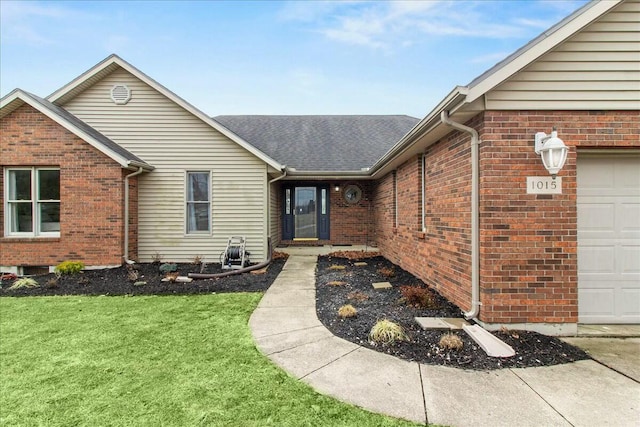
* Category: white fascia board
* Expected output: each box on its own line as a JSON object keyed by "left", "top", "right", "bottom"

{"left": 47, "top": 55, "right": 285, "bottom": 172}
{"left": 2, "top": 90, "right": 150, "bottom": 170}
{"left": 466, "top": 0, "right": 623, "bottom": 103}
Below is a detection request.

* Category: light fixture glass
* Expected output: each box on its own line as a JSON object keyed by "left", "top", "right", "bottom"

{"left": 534, "top": 128, "right": 568, "bottom": 177}
{"left": 334, "top": 185, "right": 340, "bottom": 192}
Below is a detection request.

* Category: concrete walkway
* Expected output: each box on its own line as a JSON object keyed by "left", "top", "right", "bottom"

{"left": 249, "top": 254, "right": 640, "bottom": 427}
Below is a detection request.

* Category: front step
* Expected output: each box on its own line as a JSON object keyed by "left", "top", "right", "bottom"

{"left": 463, "top": 324, "right": 515, "bottom": 358}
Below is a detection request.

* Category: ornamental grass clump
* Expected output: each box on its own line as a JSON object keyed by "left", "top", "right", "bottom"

{"left": 54, "top": 261, "right": 85, "bottom": 276}
{"left": 439, "top": 333, "right": 464, "bottom": 351}
{"left": 9, "top": 277, "right": 39, "bottom": 290}
{"left": 369, "top": 319, "right": 407, "bottom": 345}
{"left": 337, "top": 304, "right": 357, "bottom": 319}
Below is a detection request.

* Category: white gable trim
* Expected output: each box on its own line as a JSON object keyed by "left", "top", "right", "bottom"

{"left": 1, "top": 89, "right": 152, "bottom": 170}
{"left": 47, "top": 55, "right": 285, "bottom": 172}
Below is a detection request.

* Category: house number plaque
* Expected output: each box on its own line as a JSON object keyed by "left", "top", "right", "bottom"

{"left": 527, "top": 177, "right": 562, "bottom": 194}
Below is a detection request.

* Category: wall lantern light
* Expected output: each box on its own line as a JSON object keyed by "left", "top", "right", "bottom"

{"left": 334, "top": 185, "right": 341, "bottom": 192}
{"left": 534, "top": 127, "right": 568, "bottom": 178}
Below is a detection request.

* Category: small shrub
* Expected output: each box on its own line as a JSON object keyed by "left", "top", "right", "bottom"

{"left": 327, "top": 281, "right": 347, "bottom": 287}
{"left": 191, "top": 255, "right": 204, "bottom": 265}
{"left": 377, "top": 267, "right": 395, "bottom": 278}
{"left": 439, "top": 333, "right": 464, "bottom": 351}
{"left": 400, "top": 285, "right": 436, "bottom": 308}
{"left": 164, "top": 272, "right": 179, "bottom": 282}
{"left": 347, "top": 291, "right": 369, "bottom": 302}
{"left": 159, "top": 263, "right": 178, "bottom": 273}
{"left": 54, "top": 261, "right": 85, "bottom": 276}
{"left": 78, "top": 276, "right": 90, "bottom": 285}
{"left": 369, "top": 319, "right": 407, "bottom": 345}
{"left": 272, "top": 251, "right": 289, "bottom": 261}
{"left": 338, "top": 304, "right": 357, "bottom": 318}
{"left": 45, "top": 277, "right": 59, "bottom": 289}
{"left": 328, "top": 265, "right": 346, "bottom": 271}
{"left": 151, "top": 252, "right": 164, "bottom": 264}
{"left": 9, "top": 277, "right": 39, "bottom": 290}
{"left": 126, "top": 266, "right": 139, "bottom": 282}
{"left": 327, "top": 250, "right": 379, "bottom": 260}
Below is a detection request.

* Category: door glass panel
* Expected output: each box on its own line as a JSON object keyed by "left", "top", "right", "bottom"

{"left": 285, "top": 189, "right": 291, "bottom": 214}
{"left": 321, "top": 189, "right": 327, "bottom": 215}
{"left": 295, "top": 187, "right": 317, "bottom": 238}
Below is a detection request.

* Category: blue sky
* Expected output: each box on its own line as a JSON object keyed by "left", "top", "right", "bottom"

{"left": 1, "top": 0, "right": 588, "bottom": 118}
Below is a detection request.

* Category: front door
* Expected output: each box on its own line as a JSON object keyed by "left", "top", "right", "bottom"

{"left": 282, "top": 185, "right": 329, "bottom": 240}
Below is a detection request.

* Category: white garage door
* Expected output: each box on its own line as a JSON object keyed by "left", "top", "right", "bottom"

{"left": 577, "top": 155, "right": 640, "bottom": 324}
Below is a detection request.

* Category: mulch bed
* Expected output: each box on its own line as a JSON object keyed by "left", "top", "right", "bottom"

{"left": 0, "top": 259, "right": 286, "bottom": 297}
{"left": 2, "top": 252, "right": 589, "bottom": 371}
{"left": 315, "top": 254, "right": 589, "bottom": 370}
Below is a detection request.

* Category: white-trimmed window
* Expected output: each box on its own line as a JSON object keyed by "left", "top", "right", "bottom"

{"left": 186, "top": 171, "right": 211, "bottom": 234}
{"left": 5, "top": 167, "right": 60, "bottom": 237}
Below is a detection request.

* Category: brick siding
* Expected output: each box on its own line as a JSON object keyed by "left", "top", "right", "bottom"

{"left": 1, "top": 104, "right": 136, "bottom": 268}
{"left": 374, "top": 110, "right": 639, "bottom": 326}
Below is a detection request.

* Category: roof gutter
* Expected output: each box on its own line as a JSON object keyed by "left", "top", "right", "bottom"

{"left": 284, "top": 168, "right": 372, "bottom": 180}
{"left": 440, "top": 110, "right": 480, "bottom": 320}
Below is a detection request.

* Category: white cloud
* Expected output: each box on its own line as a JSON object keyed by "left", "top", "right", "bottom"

{"left": 280, "top": 0, "right": 585, "bottom": 51}
{"left": 0, "top": 1, "right": 95, "bottom": 47}
{"left": 470, "top": 51, "right": 512, "bottom": 65}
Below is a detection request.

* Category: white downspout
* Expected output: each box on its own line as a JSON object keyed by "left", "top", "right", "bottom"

{"left": 440, "top": 111, "right": 480, "bottom": 320}
{"left": 123, "top": 167, "right": 144, "bottom": 264}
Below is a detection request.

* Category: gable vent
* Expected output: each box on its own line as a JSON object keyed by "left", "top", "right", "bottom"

{"left": 110, "top": 84, "right": 131, "bottom": 105}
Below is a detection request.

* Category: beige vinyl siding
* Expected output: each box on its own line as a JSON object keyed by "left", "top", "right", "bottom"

{"left": 63, "top": 68, "right": 268, "bottom": 262}
{"left": 269, "top": 181, "right": 281, "bottom": 247}
{"left": 485, "top": 0, "right": 640, "bottom": 110}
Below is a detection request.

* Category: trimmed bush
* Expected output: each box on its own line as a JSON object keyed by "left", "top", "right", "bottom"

{"left": 439, "top": 333, "right": 464, "bottom": 351}
{"left": 338, "top": 304, "right": 357, "bottom": 319}
{"left": 54, "top": 261, "right": 85, "bottom": 276}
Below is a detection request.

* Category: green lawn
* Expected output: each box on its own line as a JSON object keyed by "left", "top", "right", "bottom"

{"left": 0, "top": 294, "right": 421, "bottom": 426}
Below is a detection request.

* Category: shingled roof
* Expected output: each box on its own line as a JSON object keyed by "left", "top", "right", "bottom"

{"left": 213, "top": 115, "right": 419, "bottom": 172}
{"left": 1, "top": 89, "right": 152, "bottom": 170}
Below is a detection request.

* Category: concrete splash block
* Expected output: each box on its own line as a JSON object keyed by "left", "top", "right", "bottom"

{"left": 415, "top": 317, "right": 469, "bottom": 331}
{"left": 353, "top": 262, "right": 368, "bottom": 266}
{"left": 372, "top": 282, "right": 392, "bottom": 290}
{"left": 463, "top": 324, "right": 515, "bottom": 358}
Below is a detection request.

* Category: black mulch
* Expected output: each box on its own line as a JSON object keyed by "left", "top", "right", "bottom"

{"left": 315, "top": 255, "right": 589, "bottom": 370}
{"left": 0, "top": 260, "right": 286, "bottom": 297}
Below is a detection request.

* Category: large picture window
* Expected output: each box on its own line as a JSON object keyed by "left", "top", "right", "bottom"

{"left": 186, "top": 171, "right": 210, "bottom": 233}
{"left": 5, "top": 168, "right": 60, "bottom": 237}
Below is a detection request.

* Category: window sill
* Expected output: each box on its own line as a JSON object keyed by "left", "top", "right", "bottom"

{"left": 1, "top": 236, "right": 61, "bottom": 243}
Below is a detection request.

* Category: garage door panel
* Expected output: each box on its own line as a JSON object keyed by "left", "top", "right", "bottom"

{"left": 621, "top": 245, "right": 640, "bottom": 274}
{"left": 579, "top": 288, "right": 615, "bottom": 317}
{"left": 619, "top": 288, "right": 640, "bottom": 318}
{"left": 619, "top": 160, "right": 640, "bottom": 189}
{"left": 578, "top": 245, "right": 615, "bottom": 275}
{"left": 621, "top": 202, "right": 640, "bottom": 234}
{"left": 577, "top": 202, "right": 615, "bottom": 232}
{"left": 578, "top": 155, "right": 640, "bottom": 324}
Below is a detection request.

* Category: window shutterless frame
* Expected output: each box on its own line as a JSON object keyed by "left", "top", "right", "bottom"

{"left": 4, "top": 167, "right": 60, "bottom": 237}
{"left": 185, "top": 171, "right": 212, "bottom": 235}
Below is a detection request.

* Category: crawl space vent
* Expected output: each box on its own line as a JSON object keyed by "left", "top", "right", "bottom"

{"left": 110, "top": 84, "right": 131, "bottom": 105}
